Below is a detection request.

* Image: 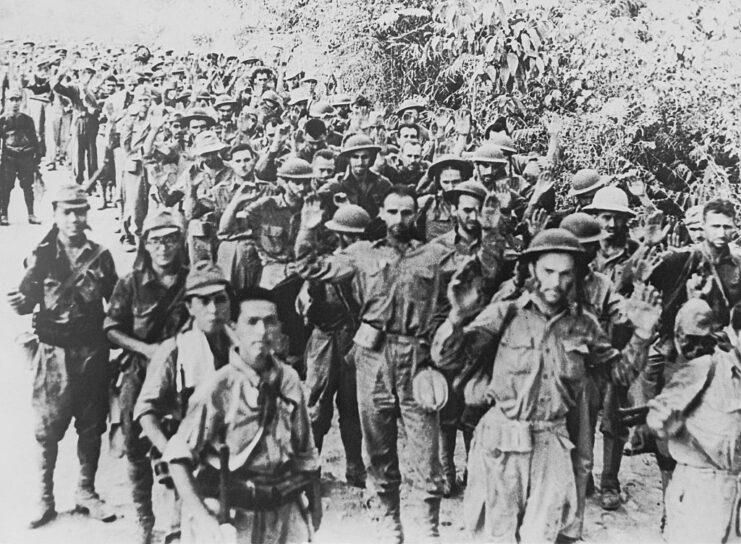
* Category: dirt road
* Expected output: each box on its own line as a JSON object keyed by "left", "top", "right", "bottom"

{"left": 0, "top": 170, "right": 665, "bottom": 543}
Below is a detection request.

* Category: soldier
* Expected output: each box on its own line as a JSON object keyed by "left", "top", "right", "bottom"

{"left": 296, "top": 203, "right": 370, "bottom": 489}
{"left": 0, "top": 87, "right": 41, "bottom": 224}
{"left": 432, "top": 229, "right": 662, "bottom": 542}
{"left": 164, "top": 288, "right": 322, "bottom": 544}
{"left": 213, "top": 94, "right": 238, "bottom": 146}
{"left": 105, "top": 209, "right": 190, "bottom": 543}
{"left": 323, "top": 134, "right": 392, "bottom": 221}
{"left": 299, "top": 185, "right": 454, "bottom": 542}
{"left": 416, "top": 156, "right": 474, "bottom": 241}
{"left": 647, "top": 299, "right": 741, "bottom": 543}
{"left": 134, "top": 261, "right": 235, "bottom": 544}
{"left": 7, "top": 183, "right": 118, "bottom": 528}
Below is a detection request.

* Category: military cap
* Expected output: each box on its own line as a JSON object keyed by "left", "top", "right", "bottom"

{"left": 339, "top": 134, "right": 381, "bottom": 158}
{"left": 444, "top": 180, "right": 487, "bottom": 204}
{"left": 51, "top": 182, "right": 89, "bottom": 210}
{"left": 260, "top": 90, "right": 283, "bottom": 108}
{"left": 309, "top": 101, "right": 335, "bottom": 118}
{"left": 568, "top": 169, "right": 609, "bottom": 197}
{"left": 487, "top": 132, "right": 517, "bottom": 155}
{"left": 326, "top": 204, "right": 371, "bottom": 234}
{"left": 277, "top": 157, "right": 314, "bottom": 180}
{"left": 213, "top": 94, "right": 237, "bottom": 109}
{"left": 330, "top": 94, "right": 353, "bottom": 107}
{"left": 6, "top": 88, "right": 22, "bottom": 99}
{"left": 284, "top": 67, "right": 304, "bottom": 81}
{"left": 288, "top": 90, "right": 311, "bottom": 107}
{"left": 427, "top": 154, "right": 474, "bottom": 181}
{"left": 395, "top": 98, "right": 426, "bottom": 117}
{"left": 559, "top": 212, "right": 609, "bottom": 244}
{"left": 583, "top": 186, "right": 635, "bottom": 217}
{"left": 520, "top": 228, "right": 584, "bottom": 259}
{"left": 181, "top": 107, "right": 216, "bottom": 126}
{"left": 193, "top": 131, "right": 228, "bottom": 156}
{"left": 185, "top": 260, "right": 230, "bottom": 298}
{"left": 301, "top": 74, "right": 318, "bottom": 84}
{"left": 470, "top": 143, "right": 508, "bottom": 165}
{"left": 142, "top": 208, "right": 185, "bottom": 237}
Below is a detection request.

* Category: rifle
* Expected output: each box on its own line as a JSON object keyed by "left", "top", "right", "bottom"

{"left": 218, "top": 432, "right": 230, "bottom": 525}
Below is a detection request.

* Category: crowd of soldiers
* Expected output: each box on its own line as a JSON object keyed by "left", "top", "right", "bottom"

{"left": 2, "top": 38, "right": 741, "bottom": 544}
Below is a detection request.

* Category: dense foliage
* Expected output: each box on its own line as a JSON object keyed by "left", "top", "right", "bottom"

{"left": 276, "top": 0, "right": 741, "bottom": 208}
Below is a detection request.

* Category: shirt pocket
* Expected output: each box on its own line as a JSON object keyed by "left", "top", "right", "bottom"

{"left": 259, "top": 224, "right": 287, "bottom": 256}
{"left": 497, "top": 332, "right": 535, "bottom": 374}
{"left": 560, "top": 339, "right": 589, "bottom": 381}
{"left": 364, "top": 261, "right": 391, "bottom": 298}
{"left": 132, "top": 300, "right": 159, "bottom": 338}
{"left": 411, "top": 267, "right": 436, "bottom": 300}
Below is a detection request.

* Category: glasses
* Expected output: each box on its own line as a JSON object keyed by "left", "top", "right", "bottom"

{"left": 146, "top": 233, "right": 180, "bottom": 248}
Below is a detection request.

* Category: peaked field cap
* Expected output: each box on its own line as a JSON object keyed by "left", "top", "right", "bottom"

{"left": 185, "top": 260, "right": 230, "bottom": 297}
{"left": 52, "top": 182, "right": 89, "bottom": 210}
{"left": 142, "top": 208, "right": 185, "bottom": 237}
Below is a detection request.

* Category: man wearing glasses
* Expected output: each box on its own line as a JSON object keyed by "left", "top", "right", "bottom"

{"left": 105, "top": 209, "right": 191, "bottom": 544}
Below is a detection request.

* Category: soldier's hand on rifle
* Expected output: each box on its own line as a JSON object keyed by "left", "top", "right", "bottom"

{"left": 448, "top": 256, "right": 484, "bottom": 324}
{"left": 625, "top": 282, "right": 662, "bottom": 340}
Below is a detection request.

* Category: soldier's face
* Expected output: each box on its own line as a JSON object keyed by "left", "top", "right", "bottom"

{"left": 400, "top": 144, "right": 422, "bottom": 170}
{"left": 230, "top": 149, "right": 256, "bottom": 179}
{"left": 8, "top": 96, "right": 21, "bottom": 114}
{"left": 686, "top": 222, "right": 705, "bottom": 244}
{"left": 531, "top": 253, "right": 576, "bottom": 307}
{"left": 453, "top": 195, "right": 482, "bottom": 236}
{"left": 145, "top": 230, "right": 182, "bottom": 269}
{"left": 704, "top": 212, "right": 735, "bottom": 249}
{"left": 235, "top": 299, "right": 280, "bottom": 366}
{"left": 349, "top": 150, "right": 372, "bottom": 178}
{"left": 595, "top": 212, "right": 627, "bottom": 242}
{"left": 312, "top": 157, "right": 335, "bottom": 184}
{"left": 54, "top": 207, "right": 88, "bottom": 238}
{"left": 438, "top": 167, "right": 463, "bottom": 192}
{"left": 217, "top": 106, "right": 232, "bottom": 122}
{"left": 190, "top": 120, "right": 209, "bottom": 136}
{"left": 475, "top": 163, "right": 505, "bottom": 188}
{"left": 187, "top": 288, "right": 231, "bottom": 335}
{"left": 398, "top": 128, "right": 418, "bottom": 146}
{"left": 381, "top": 194, "right": 416, "bottom": 242}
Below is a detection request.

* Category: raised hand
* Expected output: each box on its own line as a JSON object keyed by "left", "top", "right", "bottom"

{"left": 529, "top": 169, "right": 555, "bottom": 203}
{"left": 632, "top": 245, "right": 663, "bottom": 282}
{"left": 686, "top": 273, "right": 713, "bottom": 300}
{"left": 454, "top": 110, "right": 472, "bottom": 136}
{"left": 626, "top": 282, "right": 662, "bottom": 339}
{"left": 447, "top": 256, "right": 484, "bottom": 323}
{"left": 526, "top": 207, "right": 550, "bottom": 239}
{"left": 493, "top": 180, "right": 513, "bottom": 211}
{"left": 643, "top": 210, "right": 671, "bottom": 246}
{"left": 300, "top": 194, "right": 324, "bottom": 230}
{"left": 480, "top": 193, "right": 502, "bottom": 232}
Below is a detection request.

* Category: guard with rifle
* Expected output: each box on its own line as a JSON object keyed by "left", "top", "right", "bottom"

{"left": 104, "top": 209, "right": 190, "bottom": 544}
{"left": 7, "top": 182, "right": 118, "bottom": 528}
{"left": 164, "top": 287, "right": 322, "bottom": 544}
{"left": 134, "top": 260, "right": 236, "bottom": 544}
{"left": 0, "top": 87, "right": 42, "bottom": 225}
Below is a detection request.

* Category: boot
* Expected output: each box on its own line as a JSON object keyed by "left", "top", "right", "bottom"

{"left": 377, "top": 490, "right": 404, "bottom": 544}
{"left": 440, "top": 428, "right": 458, "bottom": 498}
{"left": 29, "top": 443, "right": 58, "bottom": 529}
{"left": 418, "top": 497, "right": 441, "bottom": 540}
{"left": 129, "top": 458, "right": 156, "bottom": 544}
{"left": 75, "top": 437, "right": 117, "bottom": 522}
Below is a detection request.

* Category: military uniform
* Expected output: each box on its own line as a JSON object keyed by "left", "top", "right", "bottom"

{"left": 13, "top": 184, "right": 118, "bottom": 526}
{"left": 0, "top": 106, "right": 39, "bottom": 222}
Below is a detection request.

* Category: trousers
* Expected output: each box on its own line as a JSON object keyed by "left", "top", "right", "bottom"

{"left": 665, "top": 463, "right": 741, "bottom": 543}
{"left": 464, "top": 409, "right": 577, "bottom": 543}
{"left": 0, "top": 152, "right": 35, "bottom": 216}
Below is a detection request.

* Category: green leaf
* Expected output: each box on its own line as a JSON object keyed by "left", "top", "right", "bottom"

{"left": 507, "top": 51, "right": 519, "bottom": 77}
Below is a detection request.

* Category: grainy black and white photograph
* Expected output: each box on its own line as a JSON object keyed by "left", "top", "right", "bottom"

{"left": 0, "top": 0, "right": 739, "bottom": 542}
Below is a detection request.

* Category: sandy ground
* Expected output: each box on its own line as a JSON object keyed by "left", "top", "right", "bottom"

{"left": 0, "top": 169, "right": 666, "bottom": 543}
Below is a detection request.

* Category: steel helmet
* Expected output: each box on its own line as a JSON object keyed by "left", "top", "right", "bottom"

{"left": 471, "top": 143, "right": 508, "bottom": 165}
{"left": 520, "top": 228, "right": 584, "bottom": 259}
{"left": 325, "top": 204, "right": 371, "bottom": 234}
{"left": 583, "top": 186, "right": 635, "bottom": 217}
{"left": 277, "top": 157, "right": 314, "bottom": 180}
{"left": 412, "top": 368, "right": 449, "bottom": 412}
{"left": 569, "top": 169, "right": 609, "bottom": 197}
{"left": 559, "top": 213, "right": 609, "bottom": 244}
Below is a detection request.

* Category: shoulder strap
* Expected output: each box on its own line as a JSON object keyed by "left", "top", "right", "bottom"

{"left": 46, "top": 244, "right": 106, "bottom": 312}
{"left": 144, "top": 283, "right": 187, "bottom": 343}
